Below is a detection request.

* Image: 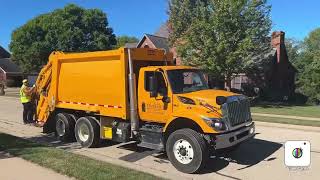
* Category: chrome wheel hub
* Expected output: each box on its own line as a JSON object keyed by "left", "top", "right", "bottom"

{"left": 56, "top": 120, "right": 65, "bottom": 136}
{"left": 78, "top": 124, "right": 90, "bottom": 142}
{"left": 173, "top": 139, "right": 194, "bottom": 164}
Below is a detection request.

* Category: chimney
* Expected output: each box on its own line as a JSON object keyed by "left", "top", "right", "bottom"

{"left": 271, "top": 31, "right": 285, "bottom": 63}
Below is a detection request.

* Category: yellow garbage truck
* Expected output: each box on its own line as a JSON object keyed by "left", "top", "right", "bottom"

{"left": 34, "top": 48, "right": 255, "bottom": 173}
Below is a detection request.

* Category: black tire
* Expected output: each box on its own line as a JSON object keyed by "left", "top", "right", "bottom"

{"left": 55, "top": 113, "right": 76, "bottom": 142}
{"left": 166, "top": 128, "right": 209, "bottom": 173}
{"left": 75, "top": 116, "right": 100, "bottom": 148}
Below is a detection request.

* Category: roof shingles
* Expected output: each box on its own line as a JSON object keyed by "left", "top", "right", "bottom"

{"left": 0, "top": 58, "right": 22, "bottom": 73}
{"left": 137, "top": 34, "right": 170, "bottom": 52}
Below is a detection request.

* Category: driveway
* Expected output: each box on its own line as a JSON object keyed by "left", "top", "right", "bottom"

{"left": 0, "top": 95, "right": 319, "bottom": 180}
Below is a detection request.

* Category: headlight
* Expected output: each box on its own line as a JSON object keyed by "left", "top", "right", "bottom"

{"left": 201, "top": 116, "right": 227, "bottom": 131}
{"left": 213, "top": 122, "right": 223, "bottom": 129}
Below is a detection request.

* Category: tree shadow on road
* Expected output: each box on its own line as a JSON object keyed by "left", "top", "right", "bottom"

{"left": 25, "top": 133, "right": 122, "bottom": 150}
{"left": 24, "top": 133, "right": 82, "bottom": 150}
{"left": 19, "top": 132, "right": 282, "bottom": 175}
{"left": 200, "top": 138, "right": 282, "bottom": 174}
{"left": 115, "top": 137, "right": 282, "bottom": 174}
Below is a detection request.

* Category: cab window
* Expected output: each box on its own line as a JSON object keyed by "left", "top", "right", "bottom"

{"left": 145, "top": 71, "right": 167, "bottom": 96}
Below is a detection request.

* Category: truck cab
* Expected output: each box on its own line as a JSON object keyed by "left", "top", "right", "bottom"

{"left": 137, "top": 65, "right": 255, "bottom": 172}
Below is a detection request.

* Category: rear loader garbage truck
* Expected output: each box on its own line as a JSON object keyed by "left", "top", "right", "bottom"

{"left": 34, "top": 48, "right": 255, "bottom": 173}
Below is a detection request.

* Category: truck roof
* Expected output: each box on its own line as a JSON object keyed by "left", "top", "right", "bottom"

{"left": 144, "top": 65, "right": 198, "bottom": 71}
{"left": 50, "top": 48, "right": 173, "bottom": 63}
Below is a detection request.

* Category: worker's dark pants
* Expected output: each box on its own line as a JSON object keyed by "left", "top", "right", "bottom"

{"left": 22, "top": 102, "right": 34, "bottom": 123}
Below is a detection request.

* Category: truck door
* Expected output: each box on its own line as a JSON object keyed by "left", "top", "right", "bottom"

{"left": 138, "top": 71, "right": 172, "bottom": 123}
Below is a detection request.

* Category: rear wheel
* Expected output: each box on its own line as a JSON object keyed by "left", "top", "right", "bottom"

{"left": 55, "top": 113, "right": 75, "bottom": 142}
{"left": 75, "top": 117, "right": 100, "bottom": 148}
{"left": 166, "top": 128, "right": 209, "bottom": 173}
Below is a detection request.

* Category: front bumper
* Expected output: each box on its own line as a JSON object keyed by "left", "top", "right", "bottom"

{"left": 214, "top": 122, "right": 255, "bottom": 149}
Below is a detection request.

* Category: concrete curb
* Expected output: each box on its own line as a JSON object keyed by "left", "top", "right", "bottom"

{"left": 252, "top": 113, "right": 320, "bottom": 121}
{"left": 255, "top": 121, "right": 320, "bottom": 132}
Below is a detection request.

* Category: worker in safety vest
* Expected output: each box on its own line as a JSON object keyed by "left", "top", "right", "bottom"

{"left": 20, "top": 79, "right": 35, "bottom": 124}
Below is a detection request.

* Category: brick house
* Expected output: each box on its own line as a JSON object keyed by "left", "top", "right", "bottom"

{"left": 0, "top": 46, "right": 10, "bottom": 58}
{"left": 0, "top": 46, "right": 22, "bottom": 86}
{"left": 136, "top": 25, "right": 296, "bottom": 99}
{"left": 230, "top": 31, "right": 297, "bottom": 99}
{"left": 265, "top": 31, "right": 297, "bottom": 99}
{"left": 137, "top": 34, "right": 169, "bottom": 51}
{"left": 136, "top": 23, "right": 182, "bottom": 66}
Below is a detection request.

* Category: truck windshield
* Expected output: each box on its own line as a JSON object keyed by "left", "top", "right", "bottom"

{"left": 167, "top": 69, "right": 209, "bottom": 94}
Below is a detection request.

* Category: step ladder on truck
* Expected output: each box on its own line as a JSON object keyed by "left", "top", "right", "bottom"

{"left": 33, "top": 48, "right": 255, "bottom": 173}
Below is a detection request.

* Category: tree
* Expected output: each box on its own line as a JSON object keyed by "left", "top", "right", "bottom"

{"left": 115, "top": 36, "right": 139, "bottom": 48}
{"left": 295, "top": 28, "right": 320, "bottom": 103}
{"left": 285, "top": 38, "right": 301, "bottom": 64}
{"left": 10, "top": 4, "right": 116, "bottom": 73}
{"left": 168, "top": 0, "right": 272, "bottom": 89}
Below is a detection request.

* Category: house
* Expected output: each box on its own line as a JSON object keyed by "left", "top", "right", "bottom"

{"left": 136, "top": 34, "right": 169, "bottom": 51}
{"left": 137, "top": 25, "right": 182, "bottom": 66}
{"left": 135, "top": 25, "right": 296, "bottom": 99}
{"left": 136, "top": 34, "right": 182, "bottom": 65}
{"left": 0, "top": 46, "right": 10, "bottom": 58}
{"left": 230, "top": 31, "right": 297, "bottom": 99}
{"left": 0, "top": 46, "right": 23, "bottom": 86}
{"left": 265, "top": 31, "right": 297, "bottom": 99}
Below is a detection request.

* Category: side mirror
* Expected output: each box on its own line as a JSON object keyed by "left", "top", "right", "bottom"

{"left": 162, "top": 96, "right": 171, "bottom": 103}
{"left": 216, "top": 96, "right": 227, "bottom": 105}
{"left": 149, "top": 75, "right": 158, "bottom": 97}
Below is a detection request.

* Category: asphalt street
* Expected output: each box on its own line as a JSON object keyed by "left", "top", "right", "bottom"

{"left": 0, "top": 94, "right": 319, "bottom": 180}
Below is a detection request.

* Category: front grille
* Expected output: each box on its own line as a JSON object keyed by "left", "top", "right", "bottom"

{"left": 222, "top": 96, "right": 251, "bottom": 127}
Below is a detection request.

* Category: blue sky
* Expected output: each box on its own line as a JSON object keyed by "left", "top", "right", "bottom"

{"left": 0, "top": 0, "right": 319, "bottom": 51}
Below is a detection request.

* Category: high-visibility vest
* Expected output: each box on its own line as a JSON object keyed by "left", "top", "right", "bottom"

{"left": 20, "top": 85, "right": 31, "bottom": 103}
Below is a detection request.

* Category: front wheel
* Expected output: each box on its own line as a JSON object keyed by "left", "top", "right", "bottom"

{"left": 166, "top": 128, "right": 209, "bottom": 173}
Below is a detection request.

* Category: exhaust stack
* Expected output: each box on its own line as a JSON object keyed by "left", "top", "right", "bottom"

{"left": 127, "top": 49, "right": 139, "bottom": 136}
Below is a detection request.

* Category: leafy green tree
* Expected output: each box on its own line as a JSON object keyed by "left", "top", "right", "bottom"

{"left": 10, "top": 4, "right": 116, "bottom": 73}
{"left": 285, "top": 38, "right": 301, "bottom": 64}
{"left": 115, "top": 36, "right": 139, "bottom": 48}
{"left": 168, "top": 0, "right": 272, "bottom": 89}
{"left": 296, "top": 28, "right": 320, "bottom": 103}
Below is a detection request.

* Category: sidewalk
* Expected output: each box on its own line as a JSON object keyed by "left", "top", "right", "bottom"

{"left": 0, "top": 151, "right": 71, "bottom": 180}
{"left": 254, "top": 121, "right": 320, "bottom": 132}
{"left": 2, "top": 87, "right": 20, "bottom": 98}
{"left": 252, "top": 112, "right": 320, "bottom": 121}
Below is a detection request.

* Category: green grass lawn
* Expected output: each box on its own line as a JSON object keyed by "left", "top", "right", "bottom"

{"left": 0, "top": 133, "right": 163, "bottom": 180}
{"left": 251, "top": 105, "right": 320, "bottom": 118}
{"left": 252, "top": 115, "right": 320, "bottom": 127}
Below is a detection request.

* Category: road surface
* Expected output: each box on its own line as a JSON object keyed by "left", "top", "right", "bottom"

{"left": 0, "top": 95, "right": 319, "bottom": 180}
